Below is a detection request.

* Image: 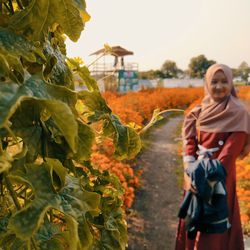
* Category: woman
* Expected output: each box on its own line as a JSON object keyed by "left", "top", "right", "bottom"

{"left": 175, "top": 64, "right": 250, "bottom": 250}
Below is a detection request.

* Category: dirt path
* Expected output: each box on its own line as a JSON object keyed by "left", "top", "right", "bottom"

{"left": 128, "top": 115, "right": 184, "bottom": 250}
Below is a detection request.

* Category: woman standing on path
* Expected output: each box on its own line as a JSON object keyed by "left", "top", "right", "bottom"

{"left": 175, "top": 64, "right": 250, "bottom": 250}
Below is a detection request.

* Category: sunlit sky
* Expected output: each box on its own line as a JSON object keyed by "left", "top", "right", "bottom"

{"left": 66, "top": 0, "right": 250, "bottom": 71}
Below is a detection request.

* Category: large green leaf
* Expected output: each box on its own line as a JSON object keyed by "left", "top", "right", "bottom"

{"left": 103, "top": 115, "right": 142, "bottom": 160}
{"left": 0, "top": 76, "right": 78, "bottom": 152}
{"left": 74, "top": 121, "right": 95, "bottom": 161}
{"left": 5, "top": 55, "right": 25, "bottom": 83}
{"left": 101, "top": 228, "right": 127, "bottom": 250}
{"left": 78, "top": 90, "right": 141, "bottom": 160}
{"left": 10, "top": 99, "right": 44, "bottom": 162}
{"left": 9, "top": 0, "right": 87, "bottom": 42}
{"left": 44, "top": 41, "right": 73, "bottom": 88}
{"left": 0, "top": 233, "right": 26, "bottom": 250}
{"left": 0, "top": 53, "right": 24, "bottom": 84}
{"left": 41, "top": 99, "right": 78, "bottom": 153}
{"left": 36, "top": 221, "right": 65, "bottom": 250}
{"left": 78, "top": 90, "right": 112, "bottom": 122}
{"left": 67, "top": 58, "right": 98, "bottom": 91}
{"left": 45, "top": 158, "right": 68, "bottom": 191}
{"left": 0, "top": 82, "right": 32, "bottom": 129}
{"left": 24, "top": 75, "right": 77, "bottom": 109}
{"left": 77, "top": 216, "right": 93, "bottom": 250}
{"left": 0, "top": 27, "right": 45, "bottom": 62}
{"left": 0, "top": 76, "right": 77, "bottom": 128}
{"left": 8, "top": 159, "right": 101, "bottom": 248}
{"left": 0, "top": 54, "right": 10, "bottom": 78}
{"left": 73, "top": 0, "right": 86, "bottom": 9}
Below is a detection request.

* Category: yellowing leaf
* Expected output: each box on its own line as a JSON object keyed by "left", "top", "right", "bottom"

{"left": 104, "top": 43, "right": 112, "bottom": 53}
{"left": 10, "top": 0, "right": 87, "bottom": 42}
{"left": 81, "top": 11, "right": 91, "bottom": 23}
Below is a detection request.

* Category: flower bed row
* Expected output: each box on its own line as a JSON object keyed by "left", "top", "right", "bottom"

{"left": 103, "top": 87, "right": 203, "bottom": 126}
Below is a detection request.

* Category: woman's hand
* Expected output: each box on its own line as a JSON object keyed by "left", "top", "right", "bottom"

{"left": 183, "top": 162, "right": 198, "bottom": 194}
{"left": 184, "top": 173, "right": 198, "bottom": 194}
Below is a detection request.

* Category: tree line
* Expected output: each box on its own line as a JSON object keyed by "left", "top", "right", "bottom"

{"left": 139, "top": 54, "right": 250, "bottom": 83}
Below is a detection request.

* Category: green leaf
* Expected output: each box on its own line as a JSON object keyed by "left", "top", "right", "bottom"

{"left": 78, "top": 90, "right": 141, "bottom": 159}
{"left": 67, "top": 58, "right": 98, "bottom": 91}
{"left": 0, "top": 82, "right": 32, "bottom": 129}
{"left": 10, "top": 100, "right": 43, "bottom": 162}
{"left": 74, "top": 121, "right": 95, "bottom": 161}
{"left": 0, "top": 54, "right": 10, "bottom": 78}
{"left": 0, "top": 151, "right": 13, "bottom": 174}
{"left": 24, "top": 75, "right": 77, "bottom": 109}
{"left": 0, "top": 53, "right": 24, "bottom": 84}
{"left": 5, "top": 55, "right": 25, "bottom": 83}
{"left": 44, "top": 158, "right": 68, "bottom": 191}
{"left": 9, "top": 0, "right": 87, "bottom": 42}
{"left": 103, "top": 115, "right": 141, "bottom": 160}
{"left": 0, "top": 27, "right": 45, "bottom": 62}
{"left": 0, "top": 76, "right": 78, "bottom": 152}
{"left": 44, "top": 41, "right": 73, "bottom": 88}
{"left": 78, "top": 90, "right": 112, "bottom": 122}
{"left": 41, "top": 99, "right": 78, "bottom": 153}
{"left": 73, "top": 0, "right": 86, "bottom": 10}
{"left": 0, "top": 232, "right": 26, "bottom": 250}
{"left": 101, "top": 228, "right": 127, "bottom": 250}
{"left": 35, "top": 210, "right": 67, "bottom": 250}
{"left": 78, "top": 216, "right": 93, "bottom": 250}
{"left": 63, "top": 215, "right": 79, "bottom": 250}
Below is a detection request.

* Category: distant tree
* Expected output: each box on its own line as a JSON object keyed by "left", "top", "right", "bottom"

{"left": 237, "top": 61, "right": 250, "bottom": 83}
{"left": 138, "top": 70, "right": 155, "bottom": 79}
{"left": 188, "top": 55, "right": 216, "bottom": 78}
{"left": 154, "top": 69, "right": 165, "bottom": 79}
{"left": 232, "top": 68, "right": 239, "bottom": 78}
{"left": 138, "top": 70, "right": 163, "bottom": 79}
{"left": 161, "top": 60, "right": 179, "bottom": 78}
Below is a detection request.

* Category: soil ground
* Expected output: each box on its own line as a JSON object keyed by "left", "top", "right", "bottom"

{"left": 127, "top": 115, "right": 184, "bottom": 250}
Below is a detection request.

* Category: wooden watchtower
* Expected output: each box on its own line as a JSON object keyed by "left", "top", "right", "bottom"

{"left": 89, "top": 46, "right": 139, "bottom": 92}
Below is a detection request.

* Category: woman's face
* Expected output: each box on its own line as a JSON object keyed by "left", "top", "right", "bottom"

{"left": 208, "top": 70, "right": 231, "bottom": 102}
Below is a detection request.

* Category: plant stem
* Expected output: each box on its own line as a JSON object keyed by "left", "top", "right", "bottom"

{"left": 31, "top": 238, "right": 38, "bottom": 250}
{"left": 5, "top": 176, "right": 39, "bottom": 250}
{"left": 0, "top": 141, "right": 3, "bottom": 155}
{"left": 97, "top": 68, "right": 116, "bottom": 83}
{"left": 8, "top": 0, "right": 14, "bottom": 14}
{"left": 139, "top": 109, "right": 184, "bottom": 135}
{"left": 3, "top": 3, "right": 11, "bottom": 13}
{"left": 0, "top": 1, "right": 2, "bottom": 13}
{"left": 39, "top": 120, "right": 49, "bottom": 160}
{"left": 4, "top": 176, "right": 21, "bottom": 210}
{"left": 87, "top": 53, "right": 108, "bottom": 68}
{"left": 50, "top": 209, "right": 53, "bottom": 222}
{"left": 16, "top": 0, "right": 23, "bottom": 9}
{"left": 4, "top": 125, "right": 21, "bottom": 151}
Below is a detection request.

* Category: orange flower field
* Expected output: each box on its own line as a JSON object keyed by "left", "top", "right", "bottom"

{"left": 103, "top": 87, "right": 203, "bottom": 126}
{"left": 236, "top": 158, "right": 250, "bottom": 234}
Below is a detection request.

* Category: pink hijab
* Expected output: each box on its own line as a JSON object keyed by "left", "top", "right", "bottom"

{"left": 183, "top": 64, "right": 250, "bottom": 140}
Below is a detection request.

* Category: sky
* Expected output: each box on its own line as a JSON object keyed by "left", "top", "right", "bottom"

{"left": 66, "top": 0, "right": 250, "bottom": 71}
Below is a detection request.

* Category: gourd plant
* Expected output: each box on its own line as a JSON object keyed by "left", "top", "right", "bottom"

{"left": 0, "top": 0, "right": 142, "bottom": 249}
